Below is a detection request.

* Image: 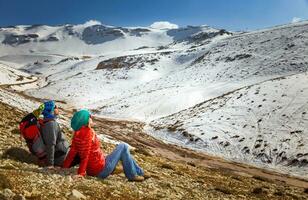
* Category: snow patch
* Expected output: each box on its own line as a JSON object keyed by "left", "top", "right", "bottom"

{"left": 292, "top": 17, "right": 302, "bottom": 23}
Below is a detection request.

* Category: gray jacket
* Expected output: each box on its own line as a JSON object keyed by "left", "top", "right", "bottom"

{"left": 40, "top": 120, "right": 69, "bottom": 166}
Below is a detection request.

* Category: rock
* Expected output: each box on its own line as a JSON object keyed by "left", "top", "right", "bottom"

{"left": 3, "top": 188, "right": 15, "bottom": 198}
{"left": 214, "top": 186, "right": 232, "bottom": 195}
{"left": 0, "top": 174, "right": 12, "bottom": 189}
{"left": 0, "top": 193, "right": 7, "bottom": 200}
{"left": 135, "top": 147, "right": 154, "bottom": 156}
{"left": 23, "top": 190, "right": 32, "bottom": 198}
{"left": 251, "top": 187, "right": 267, "bottom": 195}
{"left": 13, "top": 194, "right": 26, "bottom": 200}
{"left": 65, "top": 176, "right": 73, "bottom": 182}
{"left": 161, "top": 163, "right": 175, "bottom": 170}
{"left": 69, "top": 189, "right": 86, "bottom": 200}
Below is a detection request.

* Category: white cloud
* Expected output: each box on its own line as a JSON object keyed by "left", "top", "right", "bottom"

{"left": 83, "top": 20, "right": 102, "bottom": 27}
{"left": 150, "top": 21, "right": 179, "bottom": 30}
{"left": 292, "top": 17, "right": 302, "bottom": 23}
{"left": 73, "top": 20, "right": 103, "bottom": 33}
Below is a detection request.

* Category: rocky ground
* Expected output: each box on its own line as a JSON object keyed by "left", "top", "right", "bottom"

{"left": 0, "top": 102, "right": 308, "bottom": 200}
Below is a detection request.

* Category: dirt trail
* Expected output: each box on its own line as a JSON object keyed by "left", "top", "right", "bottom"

{"left": 2, "top": 75, "right": 308, "bottom": 190}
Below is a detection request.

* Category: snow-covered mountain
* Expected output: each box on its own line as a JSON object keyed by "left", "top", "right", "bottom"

{"left": 0, "top": 22, "right": 225, "bottom": 55}
{"left": 0, "top": 20, "right": 308, "bottom": 178}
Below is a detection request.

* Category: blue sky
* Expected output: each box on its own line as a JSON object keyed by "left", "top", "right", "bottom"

{"left": 0, "top": 0, "right": 308, "bottom": 31}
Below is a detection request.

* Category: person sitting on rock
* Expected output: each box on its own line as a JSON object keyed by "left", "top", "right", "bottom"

{"left": 62, "top": 109, "right": 149, "bottom": 181}
{"left": 40, "top": 100, "right": 70, "bottom": 167}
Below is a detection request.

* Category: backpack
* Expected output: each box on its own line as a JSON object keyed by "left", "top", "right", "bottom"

{"left": 19, "top": 113, "right": 47, "bottom": 161}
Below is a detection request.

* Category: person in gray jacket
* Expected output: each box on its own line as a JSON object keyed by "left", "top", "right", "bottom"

{"left": 40, "top": 100, "right": 69, "bottom": 167}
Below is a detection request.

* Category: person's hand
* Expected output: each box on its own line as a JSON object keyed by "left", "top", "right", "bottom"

{"left": 72, "top": 174, "right": 84, "bottom": 180}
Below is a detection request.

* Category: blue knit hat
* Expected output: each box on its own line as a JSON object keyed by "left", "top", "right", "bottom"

{"left": 42, "top": 100, "right": 55, "bottom": 119}
{"left": 71, "top": 109, "right": 91, "bottom": 131}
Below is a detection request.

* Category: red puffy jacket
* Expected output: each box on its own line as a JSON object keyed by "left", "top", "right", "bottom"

{"left": 63, "top": 126, "right": 105, "bottom": 176}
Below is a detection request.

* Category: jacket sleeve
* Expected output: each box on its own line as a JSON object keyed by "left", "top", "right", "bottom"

{"left": 41, "top": 121, "right": 57, "bottom": 166}
{"left": 77, "top": 129, "right": 93, "bottom": 176}
{"left": 62, "top": 141, "right": 77, "bottom": 168}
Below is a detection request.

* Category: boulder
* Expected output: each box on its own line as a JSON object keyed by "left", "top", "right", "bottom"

{"left": 69, "top": 189, "right": 86, "bottom": 200}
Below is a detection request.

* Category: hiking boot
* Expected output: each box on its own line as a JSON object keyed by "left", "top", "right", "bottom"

{"left": 143, "top": 172, "right": 151, "bottom": 179}
{"left": 130, "top": 176, "right": 145, "bottom": 182}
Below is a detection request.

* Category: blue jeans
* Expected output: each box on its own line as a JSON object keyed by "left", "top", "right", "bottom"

{"left": 98, "top": 143, "right": 144, "bottom": 180}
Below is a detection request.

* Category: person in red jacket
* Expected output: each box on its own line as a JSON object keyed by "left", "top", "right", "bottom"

{"left": 63, "top": 109, "right": 146, "bottom": 181}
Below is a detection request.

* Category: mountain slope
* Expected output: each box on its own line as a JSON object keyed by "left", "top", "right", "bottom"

{"left": 0, "top": 23, "right": 225, "bottom": 56}
{"left": 1, "top": 99, "right": 308, "bottom": 200}
{"left": 1, "top": 21, "right": 308, "bottom": 179}
{"left": 149, "top": 72, "right": 308, "bottom": 177}
{"left": 51, "top": 20, "right": 308, "bottom": 122}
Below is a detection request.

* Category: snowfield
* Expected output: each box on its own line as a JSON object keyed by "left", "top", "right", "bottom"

{"left": 0, "top": 20, "right": 308, "bottom": 178}
{"left": 148, "top": 72, "right": 308, "bottom": 177}
{"left": 0, "top": 62, "right": 36, "bottom": 85}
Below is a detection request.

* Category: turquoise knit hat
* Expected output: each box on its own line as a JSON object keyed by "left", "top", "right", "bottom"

{"left": 71, "top": 109, "right": 91, "bottom": 131}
